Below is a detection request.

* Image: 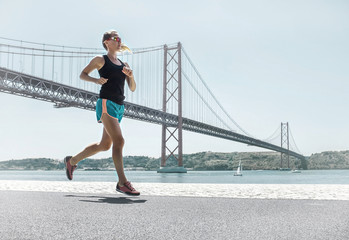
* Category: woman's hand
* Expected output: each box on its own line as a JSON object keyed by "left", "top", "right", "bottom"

{"left": 123, "top": 62, "right": 136, "bottom": 92}
{"left": 95, "top": 77, "right": 108, "bottom": 85}
{"left": 122, "top": 66, "right": 133, "bottom": 78}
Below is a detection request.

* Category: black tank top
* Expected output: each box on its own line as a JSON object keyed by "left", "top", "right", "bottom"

{"left": 98, "top": 55, "right": 126, "bottom": 105}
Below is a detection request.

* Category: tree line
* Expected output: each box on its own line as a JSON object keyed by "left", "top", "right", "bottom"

{"left": 1, "top": 150, "right": 348, "bottom": 171}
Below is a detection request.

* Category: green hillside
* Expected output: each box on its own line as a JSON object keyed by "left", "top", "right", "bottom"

{"left": 0, "top": 150, "right": 348, "bottom": 171}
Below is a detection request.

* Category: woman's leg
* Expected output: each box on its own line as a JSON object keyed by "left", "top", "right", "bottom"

{"left": 70, "top": 128, "right": 112, "bottom": 166}
{"left": 100, "top": 113, "right": 127, "bottom": 185}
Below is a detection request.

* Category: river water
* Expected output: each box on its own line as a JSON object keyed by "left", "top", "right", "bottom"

{"left": 1, "top": 170, "right": 348, "bottom": 184}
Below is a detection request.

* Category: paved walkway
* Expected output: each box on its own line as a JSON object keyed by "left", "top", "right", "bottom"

{"left": 1, "top": 191, "right": 348, "bottom": 240}
{"left": 1, "top": 180, "right": 349, "bottom": 200}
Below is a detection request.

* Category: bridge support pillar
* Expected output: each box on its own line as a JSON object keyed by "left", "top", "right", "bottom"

{"left": 280, "top": 122, "right": 290, "bottom": 170}
{"left": 159, "top": 43, "right": 186, "bottom": 173}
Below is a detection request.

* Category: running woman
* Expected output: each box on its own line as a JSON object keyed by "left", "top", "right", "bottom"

{"left": 64, "top": 30, "right": 139, "bottom": 196}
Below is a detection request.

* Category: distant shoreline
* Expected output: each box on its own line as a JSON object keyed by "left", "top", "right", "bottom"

{"left": 1, "top": 150, "right": 348, "bottom": 170}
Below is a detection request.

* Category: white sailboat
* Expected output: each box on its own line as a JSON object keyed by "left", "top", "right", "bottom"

{"left": 234, "top": 160, "right": 243, "bottom": 176}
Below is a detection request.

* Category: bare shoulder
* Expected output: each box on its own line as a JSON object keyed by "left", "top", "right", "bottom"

{"left": 82, "top": 55, "right": 105, "bottom": 73}
{"left": 91, "top": 55, "right": 105, "bottom": 69}
{"left": 92, "top": 55, "right": 105, "bottom": 64}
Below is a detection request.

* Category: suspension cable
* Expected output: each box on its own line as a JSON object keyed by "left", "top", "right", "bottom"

{"left": 182, "top": 47, "right": 252, "bottom": 136}
{"left": 289, "top": 127, "right": 302, "bottom": 154}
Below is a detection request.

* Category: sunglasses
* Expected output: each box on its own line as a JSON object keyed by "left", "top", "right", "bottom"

{"left": 108, "top": 36, "right": 121, "bottom": 43}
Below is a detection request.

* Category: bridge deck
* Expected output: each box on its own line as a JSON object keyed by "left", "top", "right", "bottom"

{"left": 0, "top": 67, "right": 304, "bottom": 160}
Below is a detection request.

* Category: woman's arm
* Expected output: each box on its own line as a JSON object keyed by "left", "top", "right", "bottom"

{"left": 80, "top": 56, "right": 108, "bottom": 85}
{"left": 123, "top": 62, "right": 136, "bottom": 92}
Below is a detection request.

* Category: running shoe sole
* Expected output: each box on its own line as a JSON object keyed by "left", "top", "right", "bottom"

{"left": 116, "top": 184, "right": 140, "bottom": 196}
{"left": 64, "top": 156, "right": 73, "bottom": 180}
{"left": 116, "top": 188, "right": 140, "bottom": 196}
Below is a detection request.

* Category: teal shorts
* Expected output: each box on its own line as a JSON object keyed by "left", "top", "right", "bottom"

{"left": 96, "top": 98, "right": 125, "bottom": 123}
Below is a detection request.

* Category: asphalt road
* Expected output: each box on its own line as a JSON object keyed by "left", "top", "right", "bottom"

{"left": 0, "top": 191, "right": 348, "bottom": 240}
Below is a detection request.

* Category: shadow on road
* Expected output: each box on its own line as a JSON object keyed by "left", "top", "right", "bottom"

{"left": 64, "top": 195, "right": 147, "bottom": 204}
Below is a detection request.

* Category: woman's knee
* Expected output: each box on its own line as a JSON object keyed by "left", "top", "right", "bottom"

{"left": 99, "top": 141, "right": 112, "bottom": 151}
{"left": 113, "top": 136, "right": 125, "bottom": 149}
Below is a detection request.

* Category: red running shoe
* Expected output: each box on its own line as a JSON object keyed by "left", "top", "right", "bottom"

{"left": 64, "top": 156, "right": 77, "bottom": 180}
{"left": 116, "top": 181, "right": 140, "bottom": 196}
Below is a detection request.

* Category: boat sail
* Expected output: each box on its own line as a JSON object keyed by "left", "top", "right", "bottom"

{"left": 234, "top": 160, "right": 243, "bottom": 176}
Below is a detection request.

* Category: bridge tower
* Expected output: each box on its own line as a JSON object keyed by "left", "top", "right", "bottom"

{"left": 158, "top": 42, "right": 186, "bottom": 173}
{"left": 280, "top": 122, "right": 290, "bottom": 169}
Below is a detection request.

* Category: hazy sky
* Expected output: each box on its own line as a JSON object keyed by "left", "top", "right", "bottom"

{"left": 0, "top": 0, "right": 348, "bottom": 161}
